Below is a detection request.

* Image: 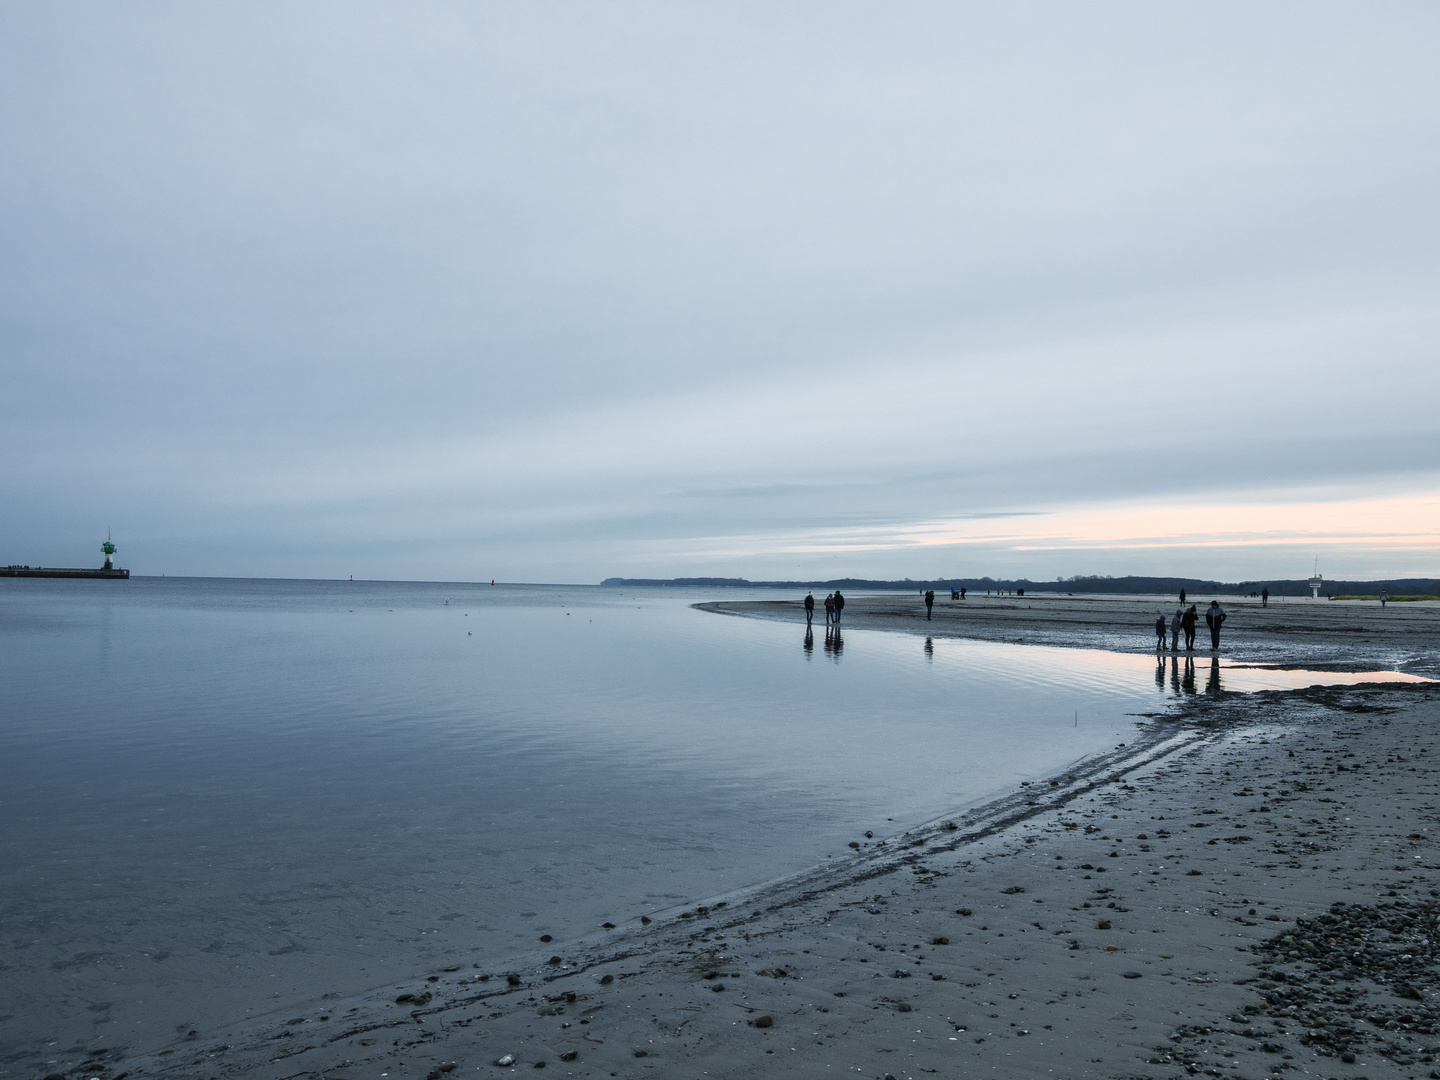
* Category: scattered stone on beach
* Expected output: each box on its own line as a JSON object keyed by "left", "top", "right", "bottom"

{"left": 599, "top": 974, "right": 613, "bottom": 984}
{"left": 558, "top": 1050, "right": 577, "bottom": 1061}
{"left": 494, "top": 1054, "right": 515, "bottom": 1066}
{"left": 753, "top": 1015, "right": 773, "bottom": 1028}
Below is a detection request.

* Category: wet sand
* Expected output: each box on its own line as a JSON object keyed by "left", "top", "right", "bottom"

{"left": 706, "top": 592, "right": 1440, "bottom": 676}
{"left": 37, "top": 601, "right": 1440, "bottom": 1080}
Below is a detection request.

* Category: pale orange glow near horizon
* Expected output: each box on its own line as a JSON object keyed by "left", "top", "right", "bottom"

{"left": 670, "top": 488, "right": 1440, "bottom": 572}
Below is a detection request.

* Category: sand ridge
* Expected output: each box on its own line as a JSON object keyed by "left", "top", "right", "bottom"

{"left": 703, "top": 592, "right": 1440, "bottom": 677}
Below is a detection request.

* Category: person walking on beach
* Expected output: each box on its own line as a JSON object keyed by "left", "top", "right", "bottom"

{"left": 1261, "top": 586, "right": 1269, "bottom": 607}
{"left": 1205, "top": 600, "right": 1226, "bottom": 650}
{"left": 804, "top": 591, "right": 815, "bottom": 625}
{"left": 824, "top": 593, "right": 835, "bottom": 625}
{"left": 1170, "top": 609, "right": 1182, "bottom": 651}
{"left": 1381, "top": 590, "right": 1389, "bottom": 608}
{"left": 1182, "top": 604, "right": 1198, "bottom": 650}
{"left": 925, "top": 589, "right": 935, "bottom": 620}
{"left": 1154, "top": 613, "right": 1167, "bottom": 651}
{"left": 833, "top": 589, "right": 845, "bottom": 626}
{"left": 1179, "top": 588, "right": 1187, "bottom": 604}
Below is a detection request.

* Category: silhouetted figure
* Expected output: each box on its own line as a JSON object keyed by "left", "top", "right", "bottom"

{"left": 1170, "top": 609, "right": 1182, "bottom": 651}
{"left": 1205, "top": 600, "right": 1226, "bottom": 650}
{"left": 960, "top": 587, "right": 966, "bottom": 600}
{"left": 1182, "top": 604, "right": 1198, "bottom": 651}
{"left": 1154, "top": 614, "right": 1167, "bottom": 650}
{"left": 925, "top": 589, "right": 935, "bottom": 620}
{"left": 1261, "top": 586, "right": 1269, "bottom": 607}
{"left": 824, "top": 592, "right": 835, "bottom": 625}
{"left": 1179, "top": 588, "right": 1187, "bottom": 604}
{"left": 1381, "top": 590, "right": 1389, "bottom": 608}
{"left": 1206, "top": 655, "right": 1222, "bottom": 694}
{"left": 833, "top": 590, "right": 845, "bottom": 626}
{"left": 804, "top": 591, "right": 815, "bottom": 625}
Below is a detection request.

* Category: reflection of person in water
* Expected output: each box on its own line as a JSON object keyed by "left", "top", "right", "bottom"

{"left": 1155, "top": 654, "right": 1166, "bottom": 689}
{"left": 924, "top": 636, "right": 934, "bottom": 661}
{"left": 1206, "top": 655, "right": 1222, "bottom": 694}
{"left": 1181, "top": 655, "right": 1196, "bottom": 694}
{"left": 824, "top": 625, "right": 843, "bottom": 659}
{"left": 803, "top": 625, "right": 814, "bottom": 655}
{"left": 1169, "top": 654, "right": 1181, "bottom": 695}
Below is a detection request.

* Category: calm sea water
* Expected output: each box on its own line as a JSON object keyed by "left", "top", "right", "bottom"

{"left": 0, "top": 577, "right": 1400, "bottom": 1065}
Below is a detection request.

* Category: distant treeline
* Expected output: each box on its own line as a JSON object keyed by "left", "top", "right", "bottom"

{"left": 601, "top": 574, "right": 1440, "bottom": 597}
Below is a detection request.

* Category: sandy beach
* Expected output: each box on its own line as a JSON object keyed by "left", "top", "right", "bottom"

{"left": 46, "top": 598, "right": 1440, "bottom": 1080}
{"left": 703, "top": 592, "right": 1440, "bottom": 677}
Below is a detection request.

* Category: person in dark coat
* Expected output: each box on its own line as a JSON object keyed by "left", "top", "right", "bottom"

{"left": 925, "top": 589, "right": 935, "bottom": 620}
{"left": 1261, "top": 586, "right": 1269, "bottom": 607}
{"left": 1181, "top": 604, "right": 1198, "bottom": 650}
{"left": 833, "top": 590, "right": 845, "bottom": 626}
{"left": 1205, "top": 600, "right": 1226, "bottom": 650}
{"left": 1154, "top": 613, "right": 1167, "bottom": 650}
{"left": 804, "top": 591, "right": 815, "bottom": 625}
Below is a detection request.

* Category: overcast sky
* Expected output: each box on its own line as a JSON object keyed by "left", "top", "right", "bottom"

{"left": 2, "top": 2, "right": 1437, "bottom": 583}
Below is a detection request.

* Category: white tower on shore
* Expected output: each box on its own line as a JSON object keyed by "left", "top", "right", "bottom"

{"left": 1308, "top": 558, "right": 1323, "bottom": 600}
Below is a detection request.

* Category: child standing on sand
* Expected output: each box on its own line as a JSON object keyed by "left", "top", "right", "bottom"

{"left": 1182, "top": 604, "right": 1198, "bottom": 650}
{"left": 1155, "top": 614, "right": 1167, "bottom": 650}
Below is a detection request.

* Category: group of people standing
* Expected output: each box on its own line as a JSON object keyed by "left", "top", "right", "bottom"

{"left": 1155, "top": 600, "right": 1226, "bottom": 651}
{"left": 804, "top": 590, "right": 845, "bottom": 626}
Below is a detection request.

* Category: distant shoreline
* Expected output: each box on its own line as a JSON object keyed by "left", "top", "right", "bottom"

{"left": 604, "top": 574, "right": 1440, "bottom": 598}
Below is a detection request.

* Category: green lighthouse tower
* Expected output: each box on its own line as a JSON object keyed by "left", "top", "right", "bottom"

{"left": 102, "top": 534, "right": 116, "bottom": 571}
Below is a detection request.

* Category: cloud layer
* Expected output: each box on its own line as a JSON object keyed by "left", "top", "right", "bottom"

{"left": 2, "top": 3, "right": 1437, "bottom": 581}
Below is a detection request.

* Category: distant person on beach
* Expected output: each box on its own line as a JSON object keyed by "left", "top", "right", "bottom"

{"left": 804, "top": 591, "right": 815, "bottom": 625}
{"left": 1170, "top": 609, "right": 1182, "bottom": 651}
{"left": 1205, "top": 600, "right": 1226, "bottom": 650}
{"left": 1261, "top": 586, "right": 1269, "bottom": 607}
{"left": 1155, "top": 614, "right": 1167, "bottom": 650}
{"left": 834, "top": 590, "right": 845, "bottom": 625}
{"left": 1381, "top": 590, "right": 1389, "bottom": 608}
{"left": 824, "top": 593, "right": 835, "bottom": 625}
{"left": 925, "top": 590, "right": 935, "bottom": 619}
{"left": 960, "top": 586, "right": 966, "bottom": 600}
{"left": 1182, "top": 604, "right": 1198, "bottom": 650}
{"left": 1179, "top": 588, "right": 1187, "bottom": 604}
